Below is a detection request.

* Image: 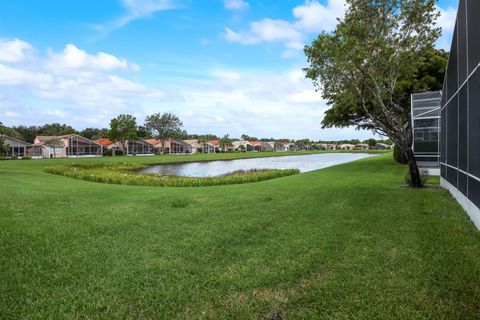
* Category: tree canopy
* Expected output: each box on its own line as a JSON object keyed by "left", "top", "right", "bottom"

{"left": 144, "top": 113, "right": 183, "bottom": 153}
{"left": 219, "top": 134, "right": 233, "bottom": 151}
{"left": 80, "top": 128, "right": 109, "bottom": 141}
{"left": 39, "top": 123, "right": 76, "bottom": 136}
{"left": 304, "top": 0, "right": 442, "bottom": 187}
{"left": 109, "top": 114, "right": 138, "bottom": 150}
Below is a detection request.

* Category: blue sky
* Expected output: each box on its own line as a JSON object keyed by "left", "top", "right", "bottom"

{"left": 0, "top": 0, "right": 459, "bottom": 140}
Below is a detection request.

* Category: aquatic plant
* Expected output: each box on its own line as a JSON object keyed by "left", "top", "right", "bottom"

{"left": 45, "top": 163, "right": 300, "bottom": 187}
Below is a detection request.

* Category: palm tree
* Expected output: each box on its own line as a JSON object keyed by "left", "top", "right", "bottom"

{"left": 219, "top": 134, "right": 233, "bottom": 153}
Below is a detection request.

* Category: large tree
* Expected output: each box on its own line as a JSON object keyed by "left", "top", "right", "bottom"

{"left": 0, "top": 122, "right": 22, "bottom": 140}
{"left": 304, "top": 0, "right": 442, "bottom": 187}
{"left": 11, "top": 125, "right": 41, "bottom": 143}
{"left": 109, "top": 114, "right": 138, "bottom": 152}
{"left": 144, "top": 113, "right": 183, "bottom": 154}
{"left": 80, "top": 128, "right": 109, "bottom": 141}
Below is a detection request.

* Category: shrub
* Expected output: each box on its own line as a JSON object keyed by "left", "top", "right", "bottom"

{"left": 105, "top": 149, "right": 113, "bottom": 157}
{"left": 405, "top": 169, "right": 429, "bottom": 187}
{"left": 45, "top": 163, "right": 300, "bottom": 187}
{"left": 114, "top": 150, "right": 124, "bottom": 156}
{"left": 393, "top": 144, "right": 408, "bottom": 164}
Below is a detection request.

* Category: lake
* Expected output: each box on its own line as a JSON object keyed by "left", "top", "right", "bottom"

{"left": 139, "top": 153, "right": 376, "bottom": 177}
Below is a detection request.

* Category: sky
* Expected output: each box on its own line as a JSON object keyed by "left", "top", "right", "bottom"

{"left": 0, "top": 0, "right": 459, "bottom": 140}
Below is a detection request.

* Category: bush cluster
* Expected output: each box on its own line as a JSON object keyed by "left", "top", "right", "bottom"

{"left": 45, "top": 163, "right": 300, "bottom": 187}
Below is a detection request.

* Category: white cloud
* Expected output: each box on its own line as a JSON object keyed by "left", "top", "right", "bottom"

{"left": 0, "top": 38, "right": 167, "bottom": 127}
{"left": 225, "top": 19, "right": 304, "bottom": 52}
{"left": 93, "top": 0, "right": 179, "bottom": 37}
{"left": 224, "top": 0, "right": 249, "bottom": 10}
{"left": 0, "top": 64, "right": 52, "bottom": 86}
{"left": 436, "top": 5, "right": 457, "bottom": 33}
{"left": 41, "top": 109, "right": 68, "bottom": 118}
{"left": 47, "top": 44, "right": 139, "bottom": 72}
{"left": 293, "top": 0, "right": 345, "bottom": 33}
{"left": 288, "top": 89, "right": 324, "bottom": 104}
{"left": 121, "top": 0, "right": 176, "bottom": 17}
{"left": 0, "top": 38, "right": 33, "bottom": 63}
{"left": 225, "top": 0, "right": 455, "bottom": 56}
{"left": 225, "top": 0, "right": 345, "bottom": 56}
{"left": 212, "top": 69, "right": 242, "bottom": 81}
{"left": 436, "top": 5, "right": 457, "bottom": 50}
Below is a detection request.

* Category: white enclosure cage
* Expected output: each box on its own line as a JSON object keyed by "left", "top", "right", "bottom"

{"left": 411, "top": 91, "right": 442, "bottom": 169}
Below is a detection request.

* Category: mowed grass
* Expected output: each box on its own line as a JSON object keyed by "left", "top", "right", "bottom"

{"left": 1, "top": 152, "right": 480, "bottom": 319}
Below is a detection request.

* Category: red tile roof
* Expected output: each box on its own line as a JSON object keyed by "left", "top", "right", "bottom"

{"left": 94, "top": 138, "right": 114, "bottom": 146}
{"left": 144, "top": 139, "right": 161, "bottom": 145}
{"left": 209, "top": 139, "right": 220, "bottom": 146}
{"left": 250, "top": 140, "right": 262, "bottom": 146}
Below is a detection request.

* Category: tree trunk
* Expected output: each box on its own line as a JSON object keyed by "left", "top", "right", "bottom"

{"left": 404, "top": 147, "right": 423, "bottom": 188}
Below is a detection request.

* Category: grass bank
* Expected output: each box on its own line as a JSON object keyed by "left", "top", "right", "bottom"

{"left": 1, "top": 152, "right": 480, "bottom": 319}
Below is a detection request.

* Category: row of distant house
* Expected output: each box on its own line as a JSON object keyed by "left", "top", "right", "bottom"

{"left": 0, "top": 134, "right": 393, "bottom": 158}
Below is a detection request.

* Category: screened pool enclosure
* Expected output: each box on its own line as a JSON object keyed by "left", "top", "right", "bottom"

{"left": 65, "top": 135, "right": 103, "bottom": 157}
{"left": 126, "top": 140, "right": 154, "bottom": 155}
{"left": 0, "top": 135, "right": 30, "bottom": 157}
{"left": 411, "top": 91, "right": 441, "bottom": 169}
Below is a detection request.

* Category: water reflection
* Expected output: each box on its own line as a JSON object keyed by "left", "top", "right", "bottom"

{"left": 140, "top": 153, "right": 375, "bottom": 177}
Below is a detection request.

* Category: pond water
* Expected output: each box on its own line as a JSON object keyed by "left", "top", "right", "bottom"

{"left": 139, "top": 153, "right": 376, "bottom": 177}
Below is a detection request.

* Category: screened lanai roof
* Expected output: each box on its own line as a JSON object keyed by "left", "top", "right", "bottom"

{"left": 1, "top": 135, "right": 31, "bottom": 147}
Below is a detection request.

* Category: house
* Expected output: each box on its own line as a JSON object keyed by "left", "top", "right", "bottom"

{"left": 222, "top": 142, "right": 235, "bottom": 152}
{"left": 140, "top": 139, "right": 193, "bottom": 154}
{"left": 273, "top": 142, "right": 289, "bottom": 152}
{"left": 260, "top": 141, "right": 273, "bottom": 152}
{"left": 315, "top": 143, "right": 337, "bottom": 150}
{"left": 34, "top": 135, "right": 103, "bottom": 158}
{"left": 375, "top": 143, "right": 392, "bottom": 150}
{"left": 184, "top": 139, "right": 201, "bottom": 154}
{"left": 125, "top": 139, "right": 155, "bottom": 155}
{"left": 233, "top": 140, "right": 254, "bottom": 152}
{"left": 315, "top": 143, "right": 328, "bottom": 150}
{"left": 0, "top": 135, "right": 30, "bottom": 157}
{"left": 144, "top": 139, "right": 163, "bottom": 154}
{"left": 95, "top": 138, "right": 121, "bottom": 155}
{"left": 198, "top": 141, "right": 216, "bottom": 153}
{"left": 285, "top": 142, "right": 297, "bottom": 151}
{"left": 326, "top": 144, "right": 337, "bottom": 150}
{"left": 337, "top": 144, "right": 356, "bottom": 150}
{"left": 165, "top": 139, "right": 192, "bottom": 154}
{"left": 206, "top": 140, "right": 221, "bottom": 153}
{"left": 355, "top": 143, "right": 370, "bottom": 150}
{"left": 249, "top": 141, "right": 262, "bottom": 152}
{"left": 296, "top": 143, "right": 311, "bottom": 151}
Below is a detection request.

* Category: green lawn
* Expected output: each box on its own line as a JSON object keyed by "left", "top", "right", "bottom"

{"left": 1, "top": 152, "right": 480, "bottom": 319}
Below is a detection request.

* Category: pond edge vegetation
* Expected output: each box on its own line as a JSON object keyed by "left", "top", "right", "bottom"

{"left": 44, "top": 163, "right": 300, "bottom": 187}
